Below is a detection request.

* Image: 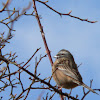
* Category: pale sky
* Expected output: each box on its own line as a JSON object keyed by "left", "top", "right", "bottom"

{"left": 0, "top": 0, "right": 100, "bottom": 100}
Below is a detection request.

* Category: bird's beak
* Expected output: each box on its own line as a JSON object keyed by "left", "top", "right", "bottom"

{"left": 53, "top": 55, "right": 58, "bottom": 58}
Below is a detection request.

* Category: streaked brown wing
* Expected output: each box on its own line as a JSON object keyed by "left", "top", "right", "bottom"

{"left": 57, "top": 58, "right": 82, "bottom": 82}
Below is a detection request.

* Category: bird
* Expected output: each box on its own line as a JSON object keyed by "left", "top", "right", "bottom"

{"left": 52, "top": 49, "right": 99, "bottom": 95}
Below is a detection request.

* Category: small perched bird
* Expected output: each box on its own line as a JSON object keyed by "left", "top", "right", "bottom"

{"left": 52, "top": 49, "right": 98, "bottom": 95}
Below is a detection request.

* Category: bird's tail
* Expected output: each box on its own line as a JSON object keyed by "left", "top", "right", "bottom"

{"left": 81, "top": 82, "right": 99, "bottom": 95}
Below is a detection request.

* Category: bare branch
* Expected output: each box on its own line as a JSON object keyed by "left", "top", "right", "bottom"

{"left": 36, "top": 0, "right": 97, "bottom": 23}
{"left": 22, "top": 47, "right": 41, "bottom": 68}
{"left": 8, "top": 60, "right": 78, "bottom": 100}
{"left": 32, "top": 0, "right": 53, "bottom": 66}
{"left": 0, "top": 0, "right": 10, "bottom": 12}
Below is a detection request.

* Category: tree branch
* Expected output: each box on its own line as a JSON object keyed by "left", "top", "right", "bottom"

{"left": 32, "top": 0, "right": 53, "bottom": 66}
{"left": 36, "top": 0, "right": 97, "bottom": 23}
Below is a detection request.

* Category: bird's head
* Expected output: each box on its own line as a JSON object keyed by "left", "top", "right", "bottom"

{"left": 54, "top": 49, "right": 73, "bottom": 59}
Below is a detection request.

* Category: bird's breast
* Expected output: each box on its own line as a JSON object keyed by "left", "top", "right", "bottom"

{"left": 52, "top": 66, "right": 78, "bottom": 89}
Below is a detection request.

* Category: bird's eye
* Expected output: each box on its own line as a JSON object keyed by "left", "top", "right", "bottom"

{"left": 61, "top": 54, "right": 64, "bottom": 55}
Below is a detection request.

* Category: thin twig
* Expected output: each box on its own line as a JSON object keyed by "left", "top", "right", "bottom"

{"left": 0, "top": 0, "right": 10, "bottom": 12}
{"left": 36, "top": 0, "right": 97, "bottom": 23}
{"left": 22, "top": 47, "right": 41, "bottom": 68}
{"left": 9, "top": 61, "right": 78, "bottom": 100}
